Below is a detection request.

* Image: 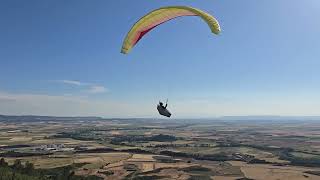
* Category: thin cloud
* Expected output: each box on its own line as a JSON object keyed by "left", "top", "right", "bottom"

{"left": 1, "top": 90, "right": 320, "bottom": 118}
{"left": 55, "top": 80, "right": 108, "bottom": 94}
{"left": 56, "top": 80, "right": 85, "bottom": 86}
{"left": 88, "top": 86, "right": 108, "bottom": 94}
{"left": 0, "top": 96, "right": 16, "bottom": 103}
{"left": 0, "top": 91, "right": 150, "bottom": 117}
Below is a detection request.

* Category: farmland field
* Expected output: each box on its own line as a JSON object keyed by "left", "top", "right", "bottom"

{"left": 1, "top": 116, "right": 320, "bottom": 179}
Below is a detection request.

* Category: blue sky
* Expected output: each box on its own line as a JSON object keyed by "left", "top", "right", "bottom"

{"left": 0, "top": 0, "right": 320, "bottom": 118}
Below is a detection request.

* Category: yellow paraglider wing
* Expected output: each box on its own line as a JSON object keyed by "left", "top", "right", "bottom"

{"left": 121, "top": 6, "right": 221, "bottom": 54}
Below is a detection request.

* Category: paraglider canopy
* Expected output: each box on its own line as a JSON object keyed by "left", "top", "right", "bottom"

{"left": 121, "top": 6, "right": 221, "bottom": 54}
{"left": 121, "top": 6, "right": 221, "bottom": 118}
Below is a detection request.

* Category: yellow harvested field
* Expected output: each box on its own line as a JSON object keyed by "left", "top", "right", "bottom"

{"left": 229, "top": 161, "right": 320, "bottom": 180}
{"left": 76, "top": 153, "right": 131, "bottom": 162}
{"left": 173, "top": 140, "right": 195, "bottom": 145}
{"left": 29, "top": 138, "right": 104, "bottom": 148}
{"left": 127, "top": 154, "right": 156, "bottom": 162}
{"left": 10, "top": 137, "right": 33, "bottom": 142}
{"left": 30, "top": 138, "right": 83, "bottom": 145}
{"left": 139, "top": 162, "right": 195, "bottom": 173}
{"left": 0, "top": 125, "right": 18, "bottom": 129}
{"left": 110, "top": 131, "right": 121, "bottom": 135}
{"left": 3, "top": 156, "right": 73, "bottom": 169}
{"left": 176, "top": 132, "right": 200, "bottom": 137}
{"left": 154, "top": 162, "right": 194, "bottom": 169}
{"left": 74, "top": 153, "right": 131, "bottom": 169}
{"left": 141, "top": 163, "right": 155, "bottom": 172}
{"left": 75, "top": 157, "right": 103, "bottom": 164}
{"left": 155, "top": 168, "right": 188, "bottom": 179}
{"left": 33, "top": 158, "right": 73, "bottom": 169}
{"left": 241, "top": 166, "right": 314, "bottom": 180}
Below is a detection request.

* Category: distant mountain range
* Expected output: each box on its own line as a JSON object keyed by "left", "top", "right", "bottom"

{"left": 0, "top": 115, "right": 103, "bottom": 122}
{"left": 1, "top": 114, "right": 320, "bottom": 122}
{"left": 218, "top": 116, "right": 320, "bottom": 121}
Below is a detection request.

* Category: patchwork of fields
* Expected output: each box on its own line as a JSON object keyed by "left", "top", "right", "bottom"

{"left": 1, "top": 117, "right": 320, "bottom": 179}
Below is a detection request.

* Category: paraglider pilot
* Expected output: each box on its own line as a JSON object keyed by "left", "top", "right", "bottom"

{"left": 159, "top": 101, "right": 167, "bottom": 109}
{"left": 157, "top": 101, "right": 171, "bottom": 118}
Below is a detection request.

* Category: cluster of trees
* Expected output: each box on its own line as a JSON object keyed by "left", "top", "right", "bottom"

{"left": 215, "top": 141, "right": 285, "bottom": 152}
{"left": 216, "top": 140, "right": 320, "bottom": 167}
{"left": 53, "top": 132, "right": 98, "bottom": 141}
{"left": 75, "top": 147, "right": 152, "bottom": 155}
{"left": 279, "top": 150, "right": 320, "bottom": 167}
{"left": 0, "top": 158, "right": 41, "bottom": 180}
{"left": 247, "top": 158, "right": 272, "bottom": 164}
{"left": 147, "top": 143, "right": 212, "bottom": 148}
{"left": 159, "top": 150, "right": 233, "bottom": 161}
{"left": 110, "top": 134, "right": 177, "bottom": 145}
{"left": 0, "top": 145, "right": 31, "bottom": 149}
{"left": 0, "top": 158, "right": 102, "bottom": 180}
{"left": 0, "top": 151, "right": 52, "bottom": 158}
{"left": 304, "top": 171, "right": 320, "bottom": 176}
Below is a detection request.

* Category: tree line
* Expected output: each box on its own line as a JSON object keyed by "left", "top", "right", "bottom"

{"left": 0, "top": 158, "right": 102, "bottom": 180}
